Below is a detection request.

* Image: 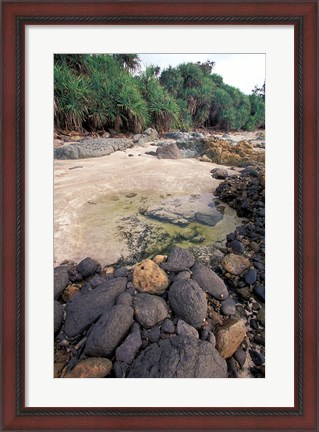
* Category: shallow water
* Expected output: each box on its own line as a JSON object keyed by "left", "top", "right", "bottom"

{"left": 78, "top": 190, "right": 243, "bottom": 265}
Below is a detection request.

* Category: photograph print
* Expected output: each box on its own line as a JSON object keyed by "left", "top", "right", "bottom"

{"left": 53, "top": 53, "right": 265, "bottom": 379}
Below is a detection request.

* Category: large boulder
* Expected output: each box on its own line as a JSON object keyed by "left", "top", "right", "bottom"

{"left": 64, "top": 277, "right": 127, "bottom": 338}
{"left": 161, "top": 246, "right": 195, "bottom": 272}
{"left": 191, "top": 262, "right": 229, "bottom": 301}
{"left": 133, "top": 293, "right": 169, "bottom": 329}
{"left": 132, "top": 259, "right": 169, "bottom": 295}
{"left": 85, "top": 305, "right": 134, "bottom": 357}
{"left": 128, "top": 335, "right": 227, "bottom": 378}
{"left": 156, "top": 143, "right": 181, "bottom": 159}
{"left": 168, "top": 279, "right": 207, "bottom": 329}
{"left": 54, "top": 266, "right": 69, "bottom": 299}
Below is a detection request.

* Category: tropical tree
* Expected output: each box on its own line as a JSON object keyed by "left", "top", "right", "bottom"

{"left": 139, "top": 67, "right": 180, "bottom": 131}
{"left": 54, "top": 63, "right": 90, "bottom": 131}
{"left": 54, "top": 54, "right": 265, "bottom": 133}
{"left": 113, "top": 54, "right": 141, "bottom": 73}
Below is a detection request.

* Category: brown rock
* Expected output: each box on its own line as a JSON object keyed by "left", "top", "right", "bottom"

{"left": 54, "top": 362, "right": 65, "bottom": 378}
{"left": 209, "top": 310, "right": 224, "bottom": 326}
{"left": 222, "top": 253, "right": 250, "bottom": 275}
{"left": 62, "top": 285, "right": 80, "bottom": 302}
{"left": 54, "top": 349, "right": 70, "bottom": 365}
{"left": 153, "top": 255, "right": 167, "bottom": 265}
{"left": 133, "top": 259, "right": 169, "bottom": 295}
{"left": 205, "top": 136, "right": 265, "bottom": 166}
{"left": 215, "top": 319, "right": 246, "bottom": 358}
{"left": 64, "top": 358, "right": 112, "bottom": 378}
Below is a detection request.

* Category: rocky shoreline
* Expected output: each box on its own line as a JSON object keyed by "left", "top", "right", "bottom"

{"left": 54, "top": 162, "right": 265, "bottom": 379}
{"left": 54, "top": 128, "right": 265, "bottom": 163}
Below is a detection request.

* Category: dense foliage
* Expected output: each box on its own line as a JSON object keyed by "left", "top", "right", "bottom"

{"left": 54, "top": 54, "right": 265, "bottom": 133}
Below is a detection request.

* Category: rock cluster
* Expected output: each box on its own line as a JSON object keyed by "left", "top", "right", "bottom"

{"left": 205, "top": 136, "right": 265, "bottom": 166}
{"left": 214, "top": 165, "right": 265, "bottom": 377}
{"left": 54, "top": 128, "right": 158, "bottom": 160}
{"left": 54, "top": 247, "right": 248, "bottom": 379}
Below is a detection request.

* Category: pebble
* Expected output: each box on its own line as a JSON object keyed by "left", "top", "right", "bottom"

{"left": 254, "top": 284, "right": 265, "bottom": 302}
{"left": 237, "top": 287, "right": 251, "bottom": 300}
{"left": 254, "top": 334, "right": 265, "bottom": 346}
{"left": 227, "top": 357, "right": 238, "bottom": 378}
{"left": 234, "top": 348, "right": 247, "bottom": 368}
{"left": 244, "top": 268, "right": 257, "bottom": 285}
{"left": 256, "top": 307, "right": 265, "bottom": 326}
{"left": 220, "top": 297, "right": 236, "bottom": 315}
{"left": 249, "top": 349, "right": 265, "bottom": 366}
{"left": 228, "top": 240, "right": 245, "bottom": 254}
{"left": 250, "top": 318, "right": 258, "bottom": 330}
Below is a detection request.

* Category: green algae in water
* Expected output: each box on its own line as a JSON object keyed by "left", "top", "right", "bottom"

{"left": 79, "top": 190, "right": 242, "bottom": 262}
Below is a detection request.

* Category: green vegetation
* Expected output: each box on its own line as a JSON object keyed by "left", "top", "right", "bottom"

{"left": 54, "top": 54, "right": 265, "bottom": 133}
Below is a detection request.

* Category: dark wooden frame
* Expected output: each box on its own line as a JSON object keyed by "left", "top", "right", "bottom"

{"left": 1, "top": 1, "right": 317, "bottom": 430}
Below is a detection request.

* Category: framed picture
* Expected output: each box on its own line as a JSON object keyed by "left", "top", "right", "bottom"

{"left": 1, "top": 1, "right": 317, "bottom": 430}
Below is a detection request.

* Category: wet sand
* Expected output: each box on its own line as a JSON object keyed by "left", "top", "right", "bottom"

{"left": 54, "top": 144, "right": 239, "bottom": 266}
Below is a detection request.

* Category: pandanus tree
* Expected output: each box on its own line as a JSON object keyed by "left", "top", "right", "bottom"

{"left": 54, "top": 54, "right": 265, "bottom": 133}
{"left": 113, "top": 54, "right": 141, "bottom": 73}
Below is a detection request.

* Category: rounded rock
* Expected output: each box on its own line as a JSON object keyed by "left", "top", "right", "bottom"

{"left": 220, "top": 297, "right": 236, "bottom": 315}
{"left": 133, "top": 259, "right": 169, "bottom": 295}
{"left": 133, "top": 293, "right": 169, "bottom": 329}
{"left": 161, "top": 246, "right": 195, "bottom": 272}
{"left": 168, "top": 279, "right": 207, "bottom": 329}
{"left": 228, "top": 240, "right": 245, "bottom": 254}
{"left": 234, "top": 348, "right": 247, "bottom": 368}
{"left": 254, "top": 284, "right": 265, "bottom": 302}
{"left": 244, "top": 268, "right": 257, "bottom": 285}
{"left": 77, "top": 257, "right": 100, "bottom": 278}
{"left": 191, "top": 262, "right": 229, "bottom": 301}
